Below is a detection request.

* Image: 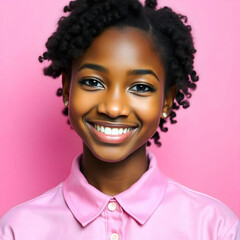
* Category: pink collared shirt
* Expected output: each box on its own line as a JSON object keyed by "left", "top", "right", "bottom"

{"left": 0, "top": 151, "right": 239, "bottom": 240}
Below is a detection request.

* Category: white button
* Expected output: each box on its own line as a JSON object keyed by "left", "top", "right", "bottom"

{"left": 108, "top": 202, "right": 117, "bottom": 211}
{"left": 111, "top": 233, "right": 119, "bottom": 240}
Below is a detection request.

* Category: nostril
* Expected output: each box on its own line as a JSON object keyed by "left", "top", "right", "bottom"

{"left": 97, "top": 101, "right": 130, "bottom": 118}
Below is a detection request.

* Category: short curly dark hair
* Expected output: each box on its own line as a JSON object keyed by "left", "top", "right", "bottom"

{"left": 39, "top": 0, "right": 199, "bottom": 147}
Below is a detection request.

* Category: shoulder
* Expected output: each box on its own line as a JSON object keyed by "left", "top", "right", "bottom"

{"left": 166, "top": 178, "right": 236, "bottom": 213}
{"left": 0, "top": 183, "right": 65, "bottom": 238}
{"left": 1, "top": 182, "right": 64, "bottom": 221}
{"left": 165, "top": 178, "right": 238, "bottom": 219}
{"left": 164, "top": 178, "right": 240, "bottom": 238}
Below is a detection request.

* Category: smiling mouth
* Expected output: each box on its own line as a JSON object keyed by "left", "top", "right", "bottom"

{"left": 93, "top": 124, "right": 132, "bottom": 135}
{"left": 87, "top": 121, "right": 138, "bottom": 144}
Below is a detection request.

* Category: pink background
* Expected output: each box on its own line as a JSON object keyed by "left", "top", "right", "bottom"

{"left": 0, "top": 0, "right": 239, "bottom": 218}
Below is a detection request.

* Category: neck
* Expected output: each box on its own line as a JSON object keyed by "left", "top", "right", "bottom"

{"left": 81, "top": 144, "right": 149, "bottom": 196}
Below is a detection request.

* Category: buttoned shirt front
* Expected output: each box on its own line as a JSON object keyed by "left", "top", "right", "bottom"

{"left": 0, "top": 151, "right": 239, "bottom": 239}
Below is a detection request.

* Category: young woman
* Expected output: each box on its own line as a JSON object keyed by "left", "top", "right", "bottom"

{"left": 0, "top": 0, "right": 239, "bottom": 239}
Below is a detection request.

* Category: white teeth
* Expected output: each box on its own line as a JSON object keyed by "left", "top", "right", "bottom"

{"left": 118, "top": 128, "right": 123, "bottom": 134}
{"left": 111, "top": 128, "right": 119, "bottom": 135}
{"left": 94, "top": 124, "right": 133, "bottom": 135}
{"left": 101, "top": 126, "right": 104, "bottom": 133}
{"left": 105, "top": 127, "right": 111, "bottom": 135}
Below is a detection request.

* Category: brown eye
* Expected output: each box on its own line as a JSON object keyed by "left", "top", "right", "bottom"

{"left": 78, "top": 78, "right": 104, "bottom": 89}
{"left": 130, "top": 84, "right": 155, "bottom": 93}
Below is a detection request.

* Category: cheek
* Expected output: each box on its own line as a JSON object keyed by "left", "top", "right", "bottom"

{"left": 69, "top": 87, "right": 97, "bottom": 118}
{"left": 132, "top": 94, "right": 163, "bottom": 127}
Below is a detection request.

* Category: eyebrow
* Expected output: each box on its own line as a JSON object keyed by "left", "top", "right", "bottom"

{"left": 128, "top": 69, "right": 159, "bottom": 81}
{"left": 78, "top": 63, "right": 108, "bottom": 73}
{"left": 78, "top": 63, "right": 159, "bottom": 81}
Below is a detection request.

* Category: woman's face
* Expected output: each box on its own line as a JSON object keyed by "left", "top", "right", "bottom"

{"left": 63, "top": 26, "right": 168, "bottom": 162}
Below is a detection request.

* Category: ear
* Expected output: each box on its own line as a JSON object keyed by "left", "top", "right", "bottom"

{"left": 62, "top": 72, "right": 70, "bottom": 104}
{"left": 161, "top": 85, "right": 177, "bottom": 118}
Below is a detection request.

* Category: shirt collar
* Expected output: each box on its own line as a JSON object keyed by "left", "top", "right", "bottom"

{"left": 63, "top": 150, "right": 167, "bottom": 227}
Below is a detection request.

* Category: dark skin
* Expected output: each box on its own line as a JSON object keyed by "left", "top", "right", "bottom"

{"left": 62, "top": 27, "right": 176, "bottom": 196}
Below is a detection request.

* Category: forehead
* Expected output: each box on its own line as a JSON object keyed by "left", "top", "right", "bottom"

{"left": 72, "top": 26, "right": 165, "bottom": 77}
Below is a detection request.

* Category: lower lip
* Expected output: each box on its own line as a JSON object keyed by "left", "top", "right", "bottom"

{"left": 89, "top": 124, "right": 136, "bottom": 144}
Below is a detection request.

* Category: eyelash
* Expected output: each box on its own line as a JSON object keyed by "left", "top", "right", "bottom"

{"left": 78, "top": 78, "right": 156, "bottom": 94}
{"left": 78, "top": 78, "right": 104, "bottom": 89}
{"left": 130, "top": 84, "right": 155, "bottom": 93}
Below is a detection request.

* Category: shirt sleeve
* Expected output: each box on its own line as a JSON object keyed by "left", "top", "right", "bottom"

{"left": 222, "top": 219, "right": 240, "bottom": 240}
{"left": 0, "top": 221, "right": 15, "bottom": 240}
{"left": 0, "top": 231, "right": 15, "bottom": 240}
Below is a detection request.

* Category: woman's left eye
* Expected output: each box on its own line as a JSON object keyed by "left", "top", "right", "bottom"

{"left": 130, "top": 84, "right": 155, "bottom": 93}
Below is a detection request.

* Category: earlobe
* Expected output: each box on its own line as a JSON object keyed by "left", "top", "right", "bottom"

{"left": 62, "top": 72, "right": 70, "bottom": 104}
{"left": 161, "top": 86, "right": 177, "bottom": 118}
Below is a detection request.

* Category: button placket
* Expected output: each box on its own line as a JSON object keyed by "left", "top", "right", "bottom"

{"left": 106, "top": 199, "right": 122, "bottom": 240}
{"left": 111, "top": 233, "right": 119, "bottom": 240}
{"left": 108, "top": 202, "right": 117, "bottom": 211}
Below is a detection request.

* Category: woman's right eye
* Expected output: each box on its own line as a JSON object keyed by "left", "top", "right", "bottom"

{"left": 78, "top": 78, "right": 104, "bottom": 89}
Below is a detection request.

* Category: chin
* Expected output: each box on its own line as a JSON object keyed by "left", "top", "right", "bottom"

{"left": 86, "top": 140, "right": 147, "bottom": 164}
{"left": 90, "top": 145, "right": 133, "bottom": 163}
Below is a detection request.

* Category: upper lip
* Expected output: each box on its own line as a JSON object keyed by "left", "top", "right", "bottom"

{"left": 87, "top": 120, "right": 138, "bottom": 128}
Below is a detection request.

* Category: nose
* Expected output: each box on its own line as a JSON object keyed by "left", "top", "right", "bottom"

{"left": 97, "top": 86, "right": 130, "bottom": 118}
